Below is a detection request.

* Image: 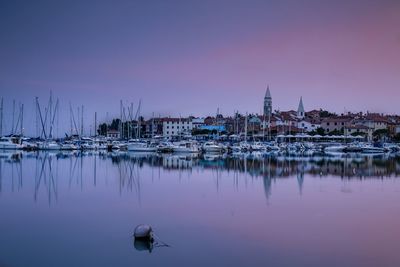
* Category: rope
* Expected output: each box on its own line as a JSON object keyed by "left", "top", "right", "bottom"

{"left": 152, "top": 232, "right": 171, "bottom": 248}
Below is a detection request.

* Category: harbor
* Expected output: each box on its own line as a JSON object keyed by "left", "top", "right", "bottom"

{"left": 1, "top": 87, "right": 400, "bottom": 156}
{"left": 1, "top": 150, "right": 400, "bottom": 266}
{"left": 2, "top": 0, "right": 400, "bottom": 266}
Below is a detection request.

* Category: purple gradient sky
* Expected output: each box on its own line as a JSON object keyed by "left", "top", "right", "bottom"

{"left": 0, "top": 0, "right": 400, "bottom": 135}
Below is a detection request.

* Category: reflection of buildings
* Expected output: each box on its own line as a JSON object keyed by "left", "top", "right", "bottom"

{"left": 1, "top": 152, "right": 400, "bottom": 203}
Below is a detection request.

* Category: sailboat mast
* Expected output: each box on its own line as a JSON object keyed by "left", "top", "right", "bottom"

{"left": 245, "top": 112, "right": 248, "bottom": 142}
{"left": 11, "top": 99, "right": 15, "bottom": 135}
{"left": 152, "top": 112, "right": 155, "bottom": 139}
{"left": 49, "top": 91, "right": 53, "bottom": 139}
{"left": 119, "top": 100, "right": 123, "bottom": 139}
{"left": 36, "top": 97, "right": 47, "bottom": 139}
{"left": 0, "top": 97, "right": 3, "bottom": 136}
{"left": 81, "top": 105, "right": 84, "bottom": 137}
{"left": 94, "top": 112, "right": 97, "bottom": 137}
{"left": 138, "top": 100, "right": 141, "bottom": 139}
{"left": 20, "top": 103, "right": 24, "bottom": 136}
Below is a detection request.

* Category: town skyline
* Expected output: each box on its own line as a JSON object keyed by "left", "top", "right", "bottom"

{"left": 1, "top": 86, "right": 399, "bottom": 139}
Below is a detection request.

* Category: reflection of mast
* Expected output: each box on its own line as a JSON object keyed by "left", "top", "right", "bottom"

{"left": 0, "top": 97, "right": 3, "bottom": 136}
{"left": 297, "top": 160, "right": 305, "bottom": 195}
{"left": 0, "top": 160, "right": 2, "bottom": 193}
{"left": 34, "top": 153, "right": 58, "bottom": 205}
{"left": 262, "top": 156, "right": 272, "bottom": 201}
{"left": 117, "top": 159, "right": 142, "bottom": 203}
{"left": 94, "top": 154, "right": 97, "bottom": 186}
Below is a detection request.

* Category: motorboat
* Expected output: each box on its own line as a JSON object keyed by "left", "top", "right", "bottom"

{"left": 360, "top": 144, "right": 385, "bottom": 154}
{"left": 61, "top": 142, "right": 78, "bottom": 150}
{"left": 324, "top": 145, "right": 346, "bottom": 153}
{"left": 172, "top": 141, "right": 200, "bottom": 153}
{"left": 157, "top": 142, "right": 174, "bottom": 153}
{"left": 127, "top": 139, "right": 158, "bottom": 152}
{"left": 0, "top": 136, "right": 23, "bottom": 150}
{"left": 202, "top": 141, "right": 224, "bottom": 153}
{"left": 250, "top": 142, "right": 265, "bottom": 151}
{"left": 39, "top": 141, "right": 61, "bottom": 150}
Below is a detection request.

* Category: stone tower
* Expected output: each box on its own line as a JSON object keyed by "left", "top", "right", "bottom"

{"left": 264, "top": 85, "right": 272, "bottom": 118}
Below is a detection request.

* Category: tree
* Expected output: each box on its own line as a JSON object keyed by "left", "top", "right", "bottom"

{"left": 316, "top": 127, "right": 325, "bottom": 136}
{"left": 373, "top": 129, "right": 388, "bottom": 141}
{"left": 192, "top": 129, "right": 210, "bottom": 135}
{"left": 393, "top": 133, "right": 400, "bottom": 142}
{"left": 98, "top": 123, "right": 108, "bottom": 136}
{"left": 351, "top": 131, "right": 365, "bottom": 137}
{"left": 319, "top": 110, "right": 335, "bottom": 118}
{"left": 328, "top": 129, "right": 344, "bottom": 136}
{"left": 110, "top": 119, "right": 121, "bottom": 130}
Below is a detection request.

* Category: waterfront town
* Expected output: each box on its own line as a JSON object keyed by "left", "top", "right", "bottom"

{"left": 98, "top": 86, "right": 400, "bottom": 143}
{"left": 1, "top": 86, "right": 400, "bottom": 153}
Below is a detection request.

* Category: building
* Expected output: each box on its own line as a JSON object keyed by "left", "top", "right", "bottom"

{"left": 263, "top": 85, "right": 272, "bottom": 118}
{"left": 344, "top": 125, "right": 373, "bottom": 140}
{"left": 297, "top": 118, "right": 321, "bottom": 133}
{"left": 107, "top": 129, "right": 120, "bottom": 139}
{"left": 355, "top": 115, "right": 388, "bottom": 132}
{"left": 162, "top": 118, "right": 193, "bottom": 137}
{"left": 192, "top": 118, "right": 205, "bottom": 129}
{"left": 321, "top": 117, "right": 353, "bottom": 134}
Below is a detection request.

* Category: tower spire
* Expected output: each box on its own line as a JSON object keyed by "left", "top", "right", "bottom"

{"left": 265, "top": 85, "right": 271, "bottom": 99}
{"left": 297, "top": 96, "right": 305, "bottom": 119}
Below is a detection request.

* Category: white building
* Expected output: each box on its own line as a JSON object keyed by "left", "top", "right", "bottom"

{"left": 107, "top": 129, "right": 120, "bottom": 139}
{"left": 297, "top": 119, "right": 321, "bottom": 132}
{"left": 162, "top": 118, "right": 193, "bottom": 137}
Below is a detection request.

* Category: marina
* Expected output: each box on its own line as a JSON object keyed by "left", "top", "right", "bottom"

{"left": 1, "top": 151, "right": 400, "bottom": 266}
{"left": 1, "top": 0, "right": 400, "bottom": 266}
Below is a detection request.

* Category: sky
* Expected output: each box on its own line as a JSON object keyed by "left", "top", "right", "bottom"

{"left": 0, "top": 0, "right": 399, "bottom": 136}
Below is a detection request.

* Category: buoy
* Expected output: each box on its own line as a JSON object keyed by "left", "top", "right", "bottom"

{"left": 134, "top": 239, "right": 154, "bottom": 252}
{"left": 134, "top": 224, "right": 154, "bottom": 241}
{"left": 133, "top": 224, "right": 170, "bottom": 252}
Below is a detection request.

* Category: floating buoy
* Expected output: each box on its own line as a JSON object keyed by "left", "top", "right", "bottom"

{"left": 133, "top": 224, "right": 170, "bottom": 253}
{"left": 134, "top": 239, "right": 154, "bottom": 252}
{"left": 134, "top": 224, "right": 154, "bottom": 241}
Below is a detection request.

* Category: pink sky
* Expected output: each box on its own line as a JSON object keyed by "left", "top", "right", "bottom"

{"left": 0, "top": 0, "right": 399, "bottom": 135}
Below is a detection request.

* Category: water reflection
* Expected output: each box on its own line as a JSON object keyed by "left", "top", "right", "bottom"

{"left": 1, "top": 151, "right": 400, "bottom": 204}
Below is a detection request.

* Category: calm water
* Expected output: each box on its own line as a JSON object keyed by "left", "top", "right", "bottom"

{"left": 1, "top": 151, "right": 400, "bottom": 267}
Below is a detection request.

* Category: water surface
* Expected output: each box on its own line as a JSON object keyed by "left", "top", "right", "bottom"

{"left": 1, "top": 151, "right": 400, "bottom": 267}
